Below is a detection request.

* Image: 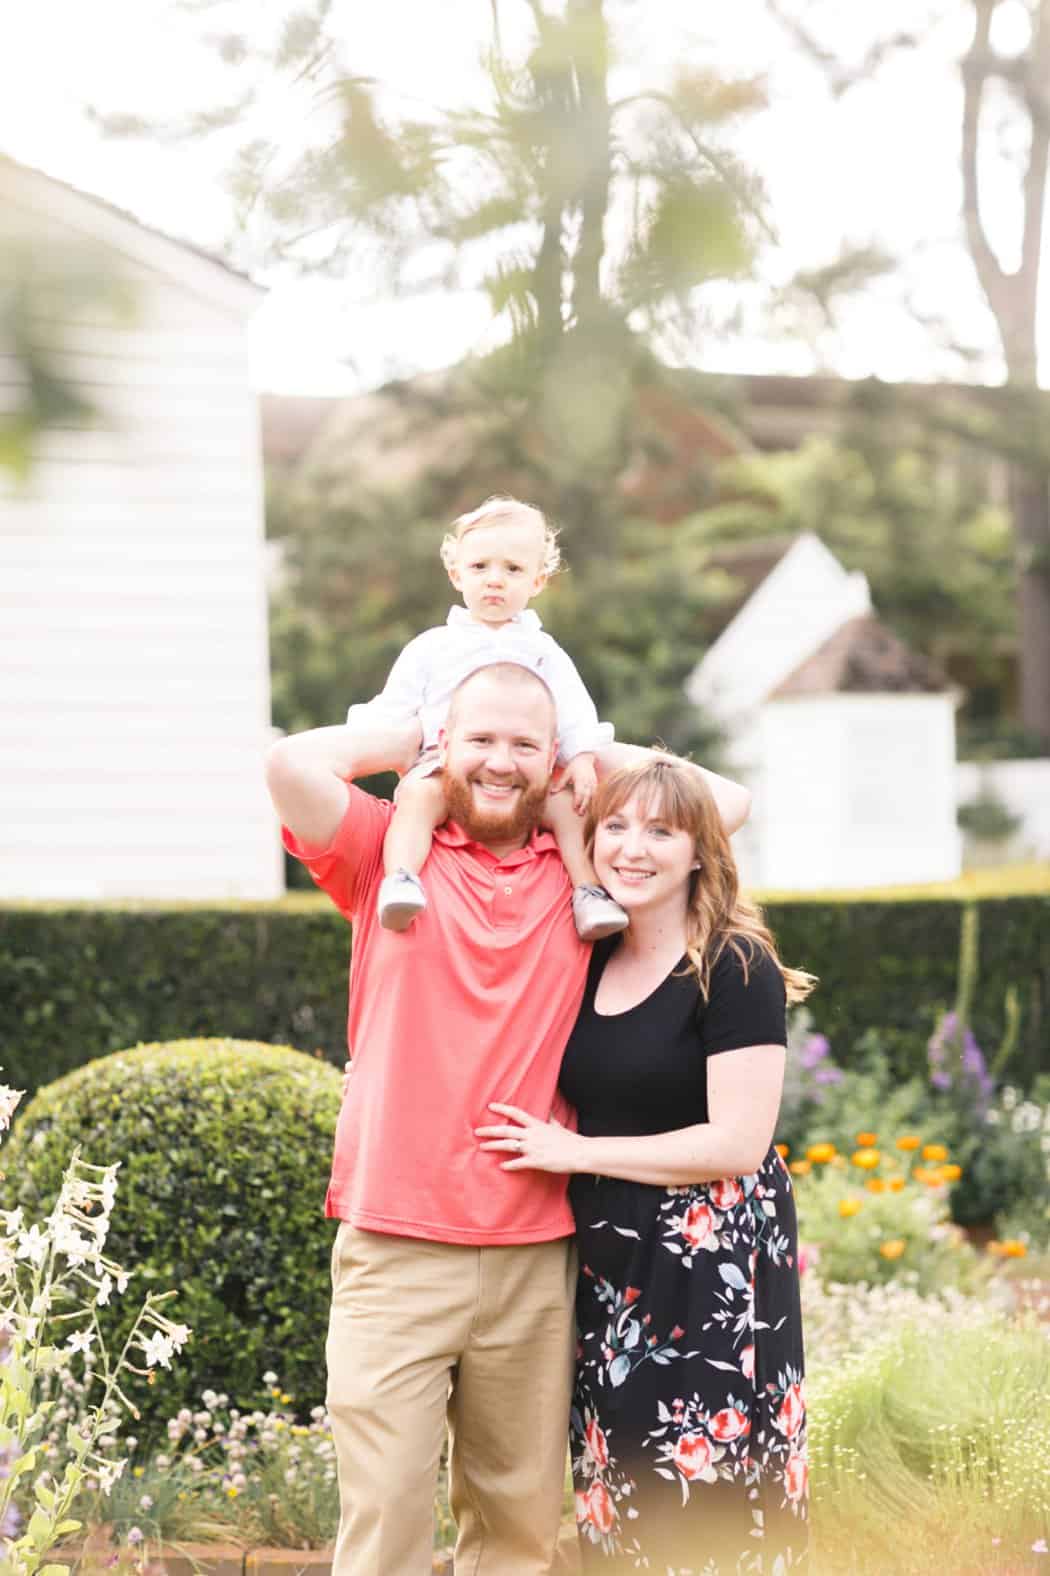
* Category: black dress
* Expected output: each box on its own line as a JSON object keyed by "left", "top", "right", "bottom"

{"left": 559, "top": 939, "right": 808, "bottom": 1574}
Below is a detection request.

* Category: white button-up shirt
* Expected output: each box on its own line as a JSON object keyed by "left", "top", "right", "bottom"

{"left": 347, "top": 606, "right": 614, "bottom": 765}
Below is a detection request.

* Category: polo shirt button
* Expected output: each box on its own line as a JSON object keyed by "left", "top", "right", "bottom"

{"left": 503, "top": 885, "right": 513, "bottom": 895}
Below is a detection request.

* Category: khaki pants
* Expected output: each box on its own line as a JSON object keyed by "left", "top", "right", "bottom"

{"left": 326, "top": 1224, "right": 576, "bottom": 1576}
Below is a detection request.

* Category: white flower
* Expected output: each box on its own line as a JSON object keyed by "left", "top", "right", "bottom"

{"left": 263, "top": 1370, "right": 278, "bottom": 1385}
{"left": 53, "top": 1220, "right": 93, "bottom": 1266}
{"left": 97, "top": 1459, "right": 127, "bottom": 1495}
{"left": 115, "top": 1271, "right": 130, "bottom": 1294}
{"left": 96, "top": 1273, "right": 114, "bottom": 1306}
{"left": 1, "top": 1207, "right": 24, "bottom": 1237}
{"left": 16, "top": 1224, "right": 48, "bottom": 1267}
{"left": 0, "top": 1085, "right": 23, "bottom": 1130}
{"left": 67, "top": 1328, "right": 96, "bottom": 1356}
{"left": 169, "top": 1324, "right": 190, "bottom": 1351}
{"left": 139, "top": 1496, "right": 154, "bottom": 1512}
{"left": 141, "top": 1331, "right": 175, "bottom": 1370}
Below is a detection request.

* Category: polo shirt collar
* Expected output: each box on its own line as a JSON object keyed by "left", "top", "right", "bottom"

{"left": 447, "top": 605, "right": 544, "bottom": 632}
{"left": 435, "top": 819, "right": 559, "bottom": 865}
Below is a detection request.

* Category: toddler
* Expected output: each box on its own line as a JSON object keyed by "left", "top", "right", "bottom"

{"left": 346, "top": 495, "right": 629, "bottom": 941}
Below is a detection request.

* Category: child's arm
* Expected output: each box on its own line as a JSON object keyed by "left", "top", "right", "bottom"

{"left": 537, "top": 639, "right": 614, "bottom": 768}
{"left": 347, "top": 634, "right": 430, "bottom": 738}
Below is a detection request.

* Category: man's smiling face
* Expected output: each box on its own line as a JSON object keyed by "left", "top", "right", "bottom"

{"left": 439, "top": 668, "right": 558, "bottom": 852}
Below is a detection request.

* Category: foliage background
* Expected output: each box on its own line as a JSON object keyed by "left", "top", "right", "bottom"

{"left": 2, "top": 892, "right": 1045, "bottom": 1098}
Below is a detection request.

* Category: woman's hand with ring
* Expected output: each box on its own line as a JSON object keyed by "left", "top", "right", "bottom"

{"left": 475, "top": 1102, "right": 589, "bottom": 1174}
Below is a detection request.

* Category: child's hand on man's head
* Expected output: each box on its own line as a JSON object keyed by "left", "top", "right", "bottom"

{"left": 565, "top": 752, "right": 598, "bottom": 815}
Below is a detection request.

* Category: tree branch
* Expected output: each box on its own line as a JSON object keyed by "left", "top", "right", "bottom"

{"left": 961, "top": 2, "right": 1009, "bottom": 310}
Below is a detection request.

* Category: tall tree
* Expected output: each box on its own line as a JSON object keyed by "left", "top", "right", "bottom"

{"left": 764, "top": 0, "right": 1050, "bottom": 746}
{"left": 102, "top": 0, "right": 767, "bottom": 530}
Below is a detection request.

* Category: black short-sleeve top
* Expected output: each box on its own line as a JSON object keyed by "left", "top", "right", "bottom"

{"left": 558, "top": 937, "right": 787, "bottom": 1139}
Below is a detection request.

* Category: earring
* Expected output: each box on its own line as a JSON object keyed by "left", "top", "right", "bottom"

{"left": 691, "top": 862, "right": 701, "bottom": 871}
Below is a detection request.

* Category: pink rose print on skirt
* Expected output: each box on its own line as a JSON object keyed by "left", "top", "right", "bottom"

{"left": 677, "top": 1201, "right": 720, "bottom": 1252}
{"left": 672, "top": 1432, "right": 720, "bottom": 1484}
{"left": 784, "top": 1452, "right": 809, "bottom": 1504}
{"left": 775, "top": 1381, "right": 805, "bottom": 1441}
{"left": 577, "top": 1480, "right": 617, "bottom": 1534}
{"left": 708, "top": 1177, "right": 744, "bottom": 1210}
{"left": 585, "top": 1418, "right": 609, "bottom": 1470}
{"left": 710, "top": 1406, "right": 751, "bottom": 1444}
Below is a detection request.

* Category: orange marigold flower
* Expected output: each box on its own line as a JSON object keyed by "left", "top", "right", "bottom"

{"left": 865, "top": 1178, "right": 887, "bottom": 1193}
{"left": 940, "top": 1162, "right": 962, "bottom": 1183}
{"left": 775, "top": 1144, "right": 790, "bottom": 1159}
{"left": 806, "top": 1142, "right": 837, "bottom": 1165}
{"left": 999, "top": 1239, "right": 1028, "bottom": 1259}
{"left": 922, "top": 1143, "right": 949, "bottom": 1162}
{"left": 838, "top": 1198, "right": 863, "bottom": 1218}
{"left": 913, "top": 1166, "right": 945, "bottom": 1187}
{"left": 887, "top": 1177, "right": 906, "bottom": 1192}
{"left": 789, "top": 1160, "right": 812, "bottom": 1177}
{"left": 856, "top": 1132, "right": 877, "bottom": 1147}
{"left": 851, "top": 1148, "right": 881, "bottom": 1170}
{"left": 896, "top": 1135, "right": 921, "bottom": 1152}
{"left": 879, "top": 1239, "right": 906, "bottom": 1260}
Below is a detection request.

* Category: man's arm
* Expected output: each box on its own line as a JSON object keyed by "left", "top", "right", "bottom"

{"left": 594, "top": 742, "right": 752, "bottom": 836}
{"left": 266, "top": 720, "right": 422, "bottom": 852}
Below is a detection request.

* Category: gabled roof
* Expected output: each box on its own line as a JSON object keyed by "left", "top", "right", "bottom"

{"left": 687, "top": 532, "right": 873, "bottom": 720}
{"left": 0, "top": 154, "right": 263, "bottom": 317}
{"left": 772, "top": 614, "right": 949, "bottom": 697}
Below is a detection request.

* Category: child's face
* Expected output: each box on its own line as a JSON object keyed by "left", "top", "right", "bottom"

{"left": 448, "top": 518, "right": 547, "bottom": 625}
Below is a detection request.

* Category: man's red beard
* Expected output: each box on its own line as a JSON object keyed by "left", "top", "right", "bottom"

{"left": 442, "top": 768, "right": 549, "bottom": 844}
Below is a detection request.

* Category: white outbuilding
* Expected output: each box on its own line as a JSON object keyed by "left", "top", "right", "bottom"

{"left": 0, "top": 158, "right": 282, "bottom": 899}
{"left": 688, "top": 534, "right": 961, "bottom": 890}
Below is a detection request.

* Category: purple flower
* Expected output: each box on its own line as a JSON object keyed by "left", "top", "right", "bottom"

{"left": 814, "top": 1065, "right": 844, "bottom": 1086}
{"left": 927, "top": 1012, "right": 993, "bottom": 1111}
{"left": 800, "top": 1035, "right": 831, "bottom": 1070}
{"left": 1, "top": 1501, "right": 21, "bottom": 1538}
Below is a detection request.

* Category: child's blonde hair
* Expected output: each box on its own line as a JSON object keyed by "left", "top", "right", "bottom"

{"left": 440, "top": 495, "right": 562, "bottom": 578}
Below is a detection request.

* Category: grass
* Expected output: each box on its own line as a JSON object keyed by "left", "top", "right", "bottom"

{"left": 805, "top": 1313, "right": 1050, "bottom": 1573}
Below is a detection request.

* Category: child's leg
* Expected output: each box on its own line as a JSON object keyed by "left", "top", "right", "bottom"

{"left": 543, "top": 787, "right": 597, "bottom": 888}
{"left": 544, "top": 788, "right": 629, "bottom": 941}
{"left": 377, "top": 772, "right": 451, "bottom": 931}
{"left": 383, "top": 774, "right": 449, "bottom": 878}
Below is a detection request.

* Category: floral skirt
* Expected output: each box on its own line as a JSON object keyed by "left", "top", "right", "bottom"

{"left": 569, "top": 1145, "right": 808, "bottom": 1574}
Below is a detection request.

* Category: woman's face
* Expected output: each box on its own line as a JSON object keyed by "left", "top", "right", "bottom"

{"left": 592, "top": 792, "right": 697, "bottom": 917}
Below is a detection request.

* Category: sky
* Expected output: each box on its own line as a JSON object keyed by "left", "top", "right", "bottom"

{"left": 1, "top": 0, "right": 1042, "bottom": 395}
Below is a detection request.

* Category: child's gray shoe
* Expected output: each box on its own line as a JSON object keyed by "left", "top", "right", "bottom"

{"left": 378, "top": 869, "right": 428, "bottom": 931}
{"left": 572, "top": 884, "right": 629, "bottom": 942}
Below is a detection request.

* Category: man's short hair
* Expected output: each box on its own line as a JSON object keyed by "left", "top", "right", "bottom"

{"left": 446, "top": 662, "right": 558, "bottom": 740}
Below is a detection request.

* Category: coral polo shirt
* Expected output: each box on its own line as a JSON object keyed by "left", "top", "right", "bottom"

{"left": 284, "top": 785, "right": 589, "bottom": 1245}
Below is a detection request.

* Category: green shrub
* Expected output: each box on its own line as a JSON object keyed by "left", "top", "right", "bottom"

{"left": 4, "top": 1038, "right": 341, "bottom": 1441}
{"left": 1, "top": 891, "right": 1047, "bottom": 1097}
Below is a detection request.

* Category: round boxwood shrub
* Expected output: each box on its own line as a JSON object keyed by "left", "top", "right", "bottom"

{"left": 5, "top": 1038, "right": 342, "bottom": 1440}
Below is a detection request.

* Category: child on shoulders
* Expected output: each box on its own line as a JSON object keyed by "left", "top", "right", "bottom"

{"left": 346, "top": 495, "right": 629, "bottom": 942}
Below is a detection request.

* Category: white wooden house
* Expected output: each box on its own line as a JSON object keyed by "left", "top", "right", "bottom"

{"left": 0, "top": 158, "right": 283, "bottom": 899}
{"left": 688, "top": 534, "right": 962, "bottom": 890}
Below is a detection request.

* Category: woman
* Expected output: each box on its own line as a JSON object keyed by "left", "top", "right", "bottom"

{"left": 477, "top": 757, "right": 814, "bottom": 1572}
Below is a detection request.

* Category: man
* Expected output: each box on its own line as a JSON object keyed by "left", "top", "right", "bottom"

{"left": 266, "top": 661, "right": 750, "bottom": 1576}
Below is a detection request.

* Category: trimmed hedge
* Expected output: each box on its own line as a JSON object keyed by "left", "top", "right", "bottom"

{"left": 4, "top": 1038, "right": 341, "bottom": 1441}
{"left": 1, "top": 894, "right": 1047, "bottom": 1097}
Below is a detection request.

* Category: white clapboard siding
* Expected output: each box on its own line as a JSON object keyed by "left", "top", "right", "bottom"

{"left": 0, "top": 158, "right": 284, "bottom": 900}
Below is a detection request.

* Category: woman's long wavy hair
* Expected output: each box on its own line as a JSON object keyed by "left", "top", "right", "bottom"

{"left": 586, "top": 757, "right": 816, "bottom": 1005}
